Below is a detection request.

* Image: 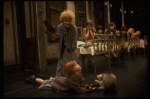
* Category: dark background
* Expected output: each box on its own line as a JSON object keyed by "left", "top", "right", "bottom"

{"left": 94, "top": 1, "right": 149, "bottom": 39}
{"left": 124, "top": 1, "right": 149, "bottom": 39}
{"left": 112, "top": 1, "right": 149, "bottom": 39}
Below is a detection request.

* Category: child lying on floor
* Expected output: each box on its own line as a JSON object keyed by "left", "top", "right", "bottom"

{"left": 25, "top": 60, "right": 95, "bottom": 93}
{"left": 25, "top": 60, "right": 117, "bottom": 93}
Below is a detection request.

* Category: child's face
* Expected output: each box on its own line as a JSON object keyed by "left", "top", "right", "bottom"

{"left": 98, "top": 29, "right": 103, "bottom": 34}
{"left": 110, "top": 25, "right": 114, "bottom": 30}
{"left": 73, "top": 62, "right": 81, "bottom": 72}
{"left": 86, "top": 24, "right": 92, "bottom": 30}
{"left": 116, "top": 30, "right": 120, "bottom": 34}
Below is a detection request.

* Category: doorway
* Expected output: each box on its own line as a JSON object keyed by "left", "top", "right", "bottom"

{"left": 15, "top": 1, "right": 39, "bottom": 73}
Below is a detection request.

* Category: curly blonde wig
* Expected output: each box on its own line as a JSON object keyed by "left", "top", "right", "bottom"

{"left": 59, "top": 10, "right": 75, "bottom": 22}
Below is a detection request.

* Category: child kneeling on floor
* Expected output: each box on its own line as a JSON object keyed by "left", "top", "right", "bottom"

{"left": 92, "top": 73, "right": 117, "bottom": 93}
{"left": 25, "top": 60, "right": 95, "bottom": 93}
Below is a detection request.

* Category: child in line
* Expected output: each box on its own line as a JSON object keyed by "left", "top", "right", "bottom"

{"left": 104, "top": 22, "right": 118, "bottom": 58}
{"left": 130, "top": 31, "right": 142, "bottom": 49}
{"left": 83, "top": 20, "right": 96, "bottom": 44}
{"left": 127, "top": 27, "right": 134, "bottom": 41}
{"left": 95, "top": 25, "right": 104, "bottom": 42}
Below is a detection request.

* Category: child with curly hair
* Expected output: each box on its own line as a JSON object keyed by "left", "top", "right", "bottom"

{"left": 92, "top": 73, "right": 117, "bottom": 92}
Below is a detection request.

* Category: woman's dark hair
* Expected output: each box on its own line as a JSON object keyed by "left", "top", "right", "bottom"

{"left": 96, "top": 25, "right": 103, "bottom": 32}
{"left": 86, "top": 20, "right": 93, "bottom": 27}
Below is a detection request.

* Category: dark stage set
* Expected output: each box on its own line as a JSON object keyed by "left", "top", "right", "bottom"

{"left": 112, "top": 1, "right": 149, "bottom": 39}
{"left": 3, "top": 1, "right": 148, "bottom": 98}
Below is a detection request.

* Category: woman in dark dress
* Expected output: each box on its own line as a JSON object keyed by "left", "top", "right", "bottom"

{"left": 55, "top": 10, "right": 79, "bottom": 77}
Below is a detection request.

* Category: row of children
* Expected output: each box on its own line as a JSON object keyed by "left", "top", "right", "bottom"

{"left": 83, "top": 20, "right": 141, "bottom": 58}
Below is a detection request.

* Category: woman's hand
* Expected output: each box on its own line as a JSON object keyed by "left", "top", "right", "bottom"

{"left": 72, "top": 50, "right": 78, "bottom": 56}
{"left": 52, "top": 32, "right": 58, "bottom": 39}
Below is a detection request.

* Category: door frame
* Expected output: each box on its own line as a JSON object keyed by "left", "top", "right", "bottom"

{"left": 15, "top": 1, "right": 39, "bottom": 73}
